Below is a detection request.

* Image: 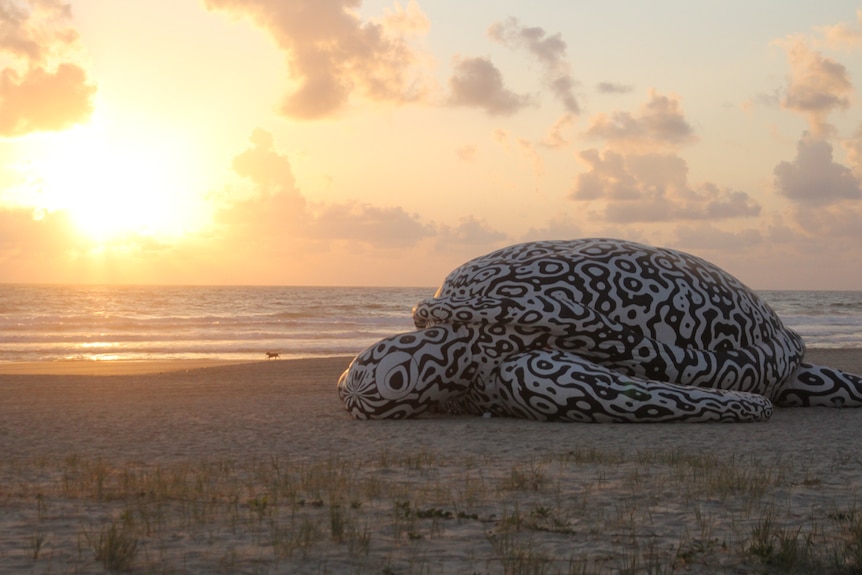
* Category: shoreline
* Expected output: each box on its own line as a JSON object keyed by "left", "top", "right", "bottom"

{"left": 0, "top": 347, "right": 860, "bottom": 376}
{"left": 0, "top": 358, "right": 254, "bottom": 376}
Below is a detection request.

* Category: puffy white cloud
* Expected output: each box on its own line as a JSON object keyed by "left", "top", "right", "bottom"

{"left": 447, "top": 56, "right": 530, "bottom": 115}
{"left": 488, "top": 18, "right": 579, "bottom": 113}
{"left": 774, "top": 133, "right": 862, "bottom": 205}
{"left": 204, "top": 0, "right": 430, "bottom": 119}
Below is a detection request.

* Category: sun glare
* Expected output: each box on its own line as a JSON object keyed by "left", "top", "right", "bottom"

{"left": 35, "top": 124, "right": 207, "bottom": 244}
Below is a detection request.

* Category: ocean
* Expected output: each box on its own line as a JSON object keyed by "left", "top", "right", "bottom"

{"left": 0, "top": 285, "right": 860, "bottom": 363}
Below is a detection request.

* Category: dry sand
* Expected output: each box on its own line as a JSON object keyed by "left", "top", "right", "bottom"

{"left": 1, "top": 349, "right": 861, "bottom": 574}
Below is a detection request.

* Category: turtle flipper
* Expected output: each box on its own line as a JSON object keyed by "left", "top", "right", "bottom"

{"left": 774, "top": 363, "right": 862, "bottom": 407}
{"left": 485, "top": 350, "right": 773, "bottom": 422}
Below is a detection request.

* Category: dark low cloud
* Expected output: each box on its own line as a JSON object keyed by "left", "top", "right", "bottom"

{"left": 448, "top": 56, "right": 530, "bottom": 115}
{"left": 204, "top": 0, "right": 429, "bottom": 119}
{"left": 488, "top": 18, "right": 579, "bottom": 113}
{"left": 774, "top": 133, "right": 862, "bottom": 205}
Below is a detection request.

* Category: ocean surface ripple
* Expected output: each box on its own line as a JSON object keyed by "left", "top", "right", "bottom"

{"left": 0, "top": 286, "right": 859, "bottom": 363}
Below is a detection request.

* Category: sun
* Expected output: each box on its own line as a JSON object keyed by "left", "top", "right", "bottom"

{"left": 35, "top": 123, "right": 209, "bottom": 243}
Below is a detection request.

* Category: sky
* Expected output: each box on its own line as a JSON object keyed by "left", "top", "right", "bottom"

{"left": 1, "top": 1, "right": 862, "bottom": 289}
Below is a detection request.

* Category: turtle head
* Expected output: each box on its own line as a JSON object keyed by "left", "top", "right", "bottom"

{"left": 337, "top": 325, "right": 474, "bottom": 419}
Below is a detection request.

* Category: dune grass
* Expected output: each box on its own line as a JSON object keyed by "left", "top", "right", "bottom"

{"left": 2, "top": 447, "right": 861, "bottom": 574}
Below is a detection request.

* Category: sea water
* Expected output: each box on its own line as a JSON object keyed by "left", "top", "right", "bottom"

{"left": 0, "top": 285, "right": 860, "bottom": 363}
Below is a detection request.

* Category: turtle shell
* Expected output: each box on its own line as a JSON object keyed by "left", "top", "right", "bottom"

{"left": 415, "top": 239, "right": 791, "bottom": 353}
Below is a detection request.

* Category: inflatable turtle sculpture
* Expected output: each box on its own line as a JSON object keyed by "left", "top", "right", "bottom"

{"left": 337, "top": 239, "right": 862, "bottom": 422}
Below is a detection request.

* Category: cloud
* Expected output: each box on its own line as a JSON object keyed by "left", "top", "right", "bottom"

{"left": 571, "top": 90, "right": 761, "bottom": 224}
{"left": 231, "top": 128, "right": 298, "bottom": 194}
{"left": 596, "top": 82, "right": 633, "bottom": 94}
{"left": 570, "top": 149, "right": 640, "bottom": 201}
{"left": 673, "top": 224, "right": 764, "bottom": 252}
{"left": 217, "top": 129, "right": 436, "bottom": 249}
{"left": 521, "top": 214, "right": 582, "bottom": 241}
{"left": 818, "top": 8, "right": 862, "bottom": 48}
{"left": 571, "top": 149, "right": 760, "bottom": 223}
{"left": 380, "top": 0, "right": 429, "bottom": 35}
{"left": 447, "top": 56, "right": 530, "bottom": 115}
{"left": 0, "top": 63, "right": 94, "bottom": 135}
{"left": 0, "top": 0, "right": 78, "bottom": 63}
{"left": 789, "top": 203, "right": 862, "bottom": 240}
{"left": 436, "top": 215, "right": 507, "bottom": 249}
{"left": 0, "top": 205, "right": 80, "bottom": 261}
{"left": 0, "top": 1, "right": 95, "bottom": 136}
{"left": 214, "top": 128, "right": 308, "bottom": 243}
{"left": 542, "top": 113, "right": 575, "bottom": 149}
{"left": 845, "top": 124, "right": 862, "bottom": 176}
{"left": 777, "top": 37, "right": 852, "bottom": 136}
{"left": 308, "top": 202, "right": 434, "bottom": 247}
{"left": 204, "top": 0, "right": 430, "bottom": 119}
{"left": 455, "top": 144, "right": 476, "bottom": 162}
{"left": 583, "top": 89, "right": 695, "bottom": 151}
{"left": 488, "top": 18, "right": 579, "bottom": 113}
{"left": 774, "top": 133, "right": 862, "bottom": 205}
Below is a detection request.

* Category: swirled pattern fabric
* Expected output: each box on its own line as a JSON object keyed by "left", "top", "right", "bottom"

{"left": 337, "top": 239, "right": 862, "bottom": 422}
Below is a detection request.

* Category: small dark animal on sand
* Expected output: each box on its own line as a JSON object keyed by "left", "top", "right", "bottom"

{"left": 266, "top": 352, "right": 280, "bottom": 360}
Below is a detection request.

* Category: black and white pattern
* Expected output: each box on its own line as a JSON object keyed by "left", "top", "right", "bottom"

{"left": 337, "top": 239, "right": 862, "bottom": 422}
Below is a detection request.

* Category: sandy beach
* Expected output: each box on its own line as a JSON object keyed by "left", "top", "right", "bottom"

{"left": 2, "top": 349, "right": 862, "bottom": 574}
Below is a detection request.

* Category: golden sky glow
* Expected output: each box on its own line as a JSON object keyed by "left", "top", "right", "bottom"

{"left": 1, "top": 1, "right": 862, "bottom": 288}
